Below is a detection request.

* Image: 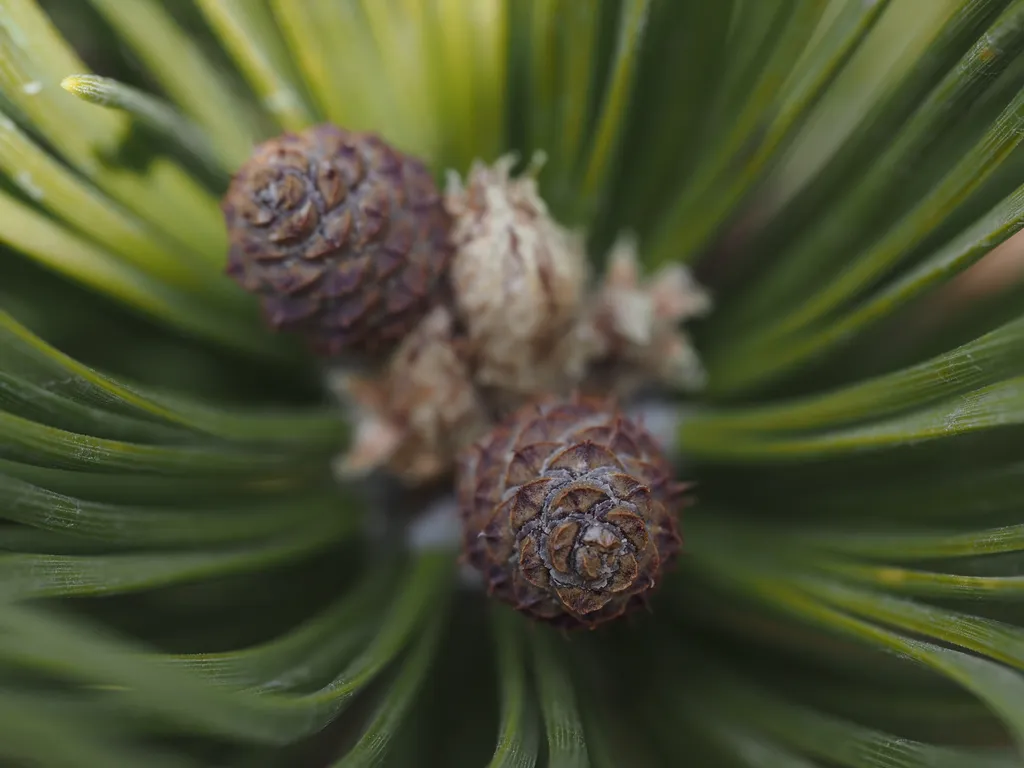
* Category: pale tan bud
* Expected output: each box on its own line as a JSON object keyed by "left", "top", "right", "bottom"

{"left": 332, "top": 306, "right": 490, "bottom": 484}
{"left": 587, "top": 235, "right": 712, "bottom": 396}
{"left": 445, "top": 156, "right": 592, "bottom": 398}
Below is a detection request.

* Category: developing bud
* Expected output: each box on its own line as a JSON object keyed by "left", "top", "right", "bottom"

{"left": 334, "top": 306, "right": 490, "bottom": 484}
{"left": 445, "top": 156, "right": 593, "bottom": 399}
{"left": 586, "top": 235, "right": 711, "bottom": 396}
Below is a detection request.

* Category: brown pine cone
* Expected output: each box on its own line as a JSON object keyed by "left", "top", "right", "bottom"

{"left": 456, "top": 395, "right": 686, "bottom": 629}
{"left": 223, "top": 124, "right": 453, "bottom": 356}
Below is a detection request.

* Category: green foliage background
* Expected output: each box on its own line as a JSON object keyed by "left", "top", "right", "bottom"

{"left": 2, "top": 0, "right": 1024, "bottom": 765}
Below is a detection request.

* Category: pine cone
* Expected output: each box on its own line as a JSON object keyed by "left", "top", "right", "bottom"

{"left": 223, "top": 124, "right": 453, "bottom": 355}
{"left": 457, "top": 395, "right": 685, "bottom": 629}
